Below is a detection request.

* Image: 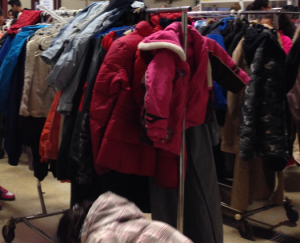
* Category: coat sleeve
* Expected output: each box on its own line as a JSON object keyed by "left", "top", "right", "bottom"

{"left": 19, "top": 40, "right": 35, "bottom": 117}
{"left": 89, "top": 41, "right": 133, "bottom": 163}
{"left": 206, "top": 37, "right": 250, "bottom": 93}
{"left": 144, "top": 49, "right": 176, "bottom": 142}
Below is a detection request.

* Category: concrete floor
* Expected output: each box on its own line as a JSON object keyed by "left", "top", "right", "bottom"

{"left": 0, "top": 154, "right": 298, "bottom": 243}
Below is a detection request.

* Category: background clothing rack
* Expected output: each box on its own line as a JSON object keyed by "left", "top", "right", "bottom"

{"left": 188, "top": 9, "right": 300, "bottom": 240}
{"left": 188, "top": 10, "right": 300, "bottom": 29}
{"left": 145, "top": 5, "right": 191, "bottom": 233}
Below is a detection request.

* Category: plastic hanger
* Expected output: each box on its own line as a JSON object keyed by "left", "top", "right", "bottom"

{"left": 37, "top": 5, "right": 67, "bottom": 24}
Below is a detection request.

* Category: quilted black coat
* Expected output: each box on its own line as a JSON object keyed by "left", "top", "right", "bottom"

{"left": 240, "top": 24, "right": 289, "bottom": 170}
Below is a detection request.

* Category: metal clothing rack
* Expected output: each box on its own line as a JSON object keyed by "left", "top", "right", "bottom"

{"left": 146, "top": 5, "right": 191, "bottom": 233}
{"left": 2, "top": 180, "right": 67, "bottom": 243}
{"left": 188, "top": 10, "right": 300, "bottom": 29}
{"left": 188, "top": 10, "right": 300, "bottom": 240}
{"left": 1, "top": 6, "right": 191, "bottom": 242}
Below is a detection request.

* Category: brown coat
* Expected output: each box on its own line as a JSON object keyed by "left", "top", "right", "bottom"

{"left": 222, "top": 38, "right": 283, "bottom": 211}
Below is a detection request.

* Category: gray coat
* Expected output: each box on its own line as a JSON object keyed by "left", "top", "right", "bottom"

{"left": 42, "top": 0, "right": 138, "bottom": 115}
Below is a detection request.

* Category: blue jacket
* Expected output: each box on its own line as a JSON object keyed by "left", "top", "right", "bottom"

{"left": 0, "top": 36, "right": 12, "bottom": 67}
{"left": 207, "top": 27, "right": 228, "bottom": 111}
{"left": 0, "top": 25, "right": 47, "bottom": 112}
{"left": 0, "top": 31, "right": 34, "bottom": 111}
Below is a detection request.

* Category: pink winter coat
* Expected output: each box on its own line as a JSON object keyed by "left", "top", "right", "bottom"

{"left": 279, "top": 30, "right": 292, "bottom": 55}
{"left": 138, "top": 22, "right": 250, "bottom": 155}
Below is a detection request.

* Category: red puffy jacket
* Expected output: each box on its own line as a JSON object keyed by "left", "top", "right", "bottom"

{"left": 90, "top": 21, "right": 173, "bottom": 184}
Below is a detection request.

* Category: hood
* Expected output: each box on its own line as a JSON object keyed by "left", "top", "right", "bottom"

{"left": 219, "top": 17, "right": 235, "bottom": 31}
{"left": 138, "top": 22, "right": 186, "bottom": 61}
{"left": 243, "top": 24, "right": 275, "bottom": 66}
{"left": 81, "top": 192, "right": 145, "bottom": 242}
{"left": 244, "top": 23, "right": 285, "bottom": 66}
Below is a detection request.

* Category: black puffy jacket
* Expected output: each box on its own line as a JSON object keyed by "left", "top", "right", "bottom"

{"left": 240, "top": 24, "right": 289, "bottom": 170}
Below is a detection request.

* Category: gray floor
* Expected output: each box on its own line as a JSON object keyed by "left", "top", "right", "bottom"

{"left": 0, "top": 154, "right": 298, "bottom": 242}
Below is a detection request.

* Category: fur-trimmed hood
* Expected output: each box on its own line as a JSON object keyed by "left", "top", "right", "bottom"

{"left": 138, "top": 22, "right": 186, "bottom": 61}
{"left": 137, "top": 22, "right": 249, "bottom": 155}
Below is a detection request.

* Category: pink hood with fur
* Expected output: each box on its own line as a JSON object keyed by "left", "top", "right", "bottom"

{"left": 138, "top": 22, "right": 250, "bottom": 155}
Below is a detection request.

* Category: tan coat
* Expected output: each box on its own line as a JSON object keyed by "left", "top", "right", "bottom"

{"left": 222, "top": 38, "right": 283, "bottom": 211}
{"left": 19, "top": 36, "right": 55, "bottom": 118}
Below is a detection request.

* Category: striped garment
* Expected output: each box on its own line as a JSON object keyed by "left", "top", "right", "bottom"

{"left": 81, "top": 192, "right": 193, "bottom": 243}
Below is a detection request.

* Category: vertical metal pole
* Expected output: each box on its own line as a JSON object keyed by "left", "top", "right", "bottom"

{"left": 273, "top": 12, "right": 278, "bottom": 30}
{"left": 177, "top": 10, "right": 188, "bottom": 234}
{"left": 37, "top": 180, "right": 47, "bottom": 214}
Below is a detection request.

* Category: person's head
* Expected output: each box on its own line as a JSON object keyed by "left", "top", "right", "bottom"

{"left": 246, "top": 3, "right": 254, "bottom": 10}
{"left": 278, "top": 11, "right": 295, "bottom": 39}
{"left": 57, "top": 201, "right": 93, "bottom": 243}
{"left": 230, "top": 3, "right": 241, "bottom": 11}
{"left": 260, "top": 14, "right": 273, "bottom": 26}
{"left": 261, "top": 10, "right": 295, "bottom": 39}
{"left": 8, "top": 0, "right": 23, "bottom": 13}
{"left": 252, "top": 0, "right": 270, "bottom": 10}
{"left": 160, "top": 5, "right": 167, "bottom": 8}
{"left": 8, "top": 9, "right": 15, "bottom": 19}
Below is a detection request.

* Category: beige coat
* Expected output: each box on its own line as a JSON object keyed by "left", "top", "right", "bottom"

{"left": 19, "top": 36, "right": 55, "bottom": 118}
{"left": 222, "top": 38, "right": 283, "bottom": 211}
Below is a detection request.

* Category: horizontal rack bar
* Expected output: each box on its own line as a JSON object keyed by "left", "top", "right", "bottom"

{"left": 188, "top": 10, "right": 300, "bottom": 15}
{"left": 146, "top": 6, "right": 192, "bottom": 13}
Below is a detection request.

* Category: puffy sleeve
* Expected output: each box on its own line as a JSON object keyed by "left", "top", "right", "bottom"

{"left": 143, "top": 49, "right": 176, "bottom": 142}
{"left": 206, "top": 37, "right": 250, "bottom": 93}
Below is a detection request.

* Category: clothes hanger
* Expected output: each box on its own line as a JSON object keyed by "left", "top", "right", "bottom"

{"left": 36, "top": 5, "right": 68, "bottom": 24}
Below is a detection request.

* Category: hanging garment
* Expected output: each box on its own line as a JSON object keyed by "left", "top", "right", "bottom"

{"left": 19, "top": 36, "right": 55, "bottom": 117}
{"left": 279, "top": 30, "right": 292, "bottom": 55}
{"left": 56, "top": 49, "right": 93, "bottom": 181}
{"left": 80, "top": 192, "right": 192, "bottom": 243}
{"left": 221, "top": 38, "right": 284, "bottom": 211}
{"left": 0, "top": 30, "right": 34, "bottom": 112}
{"left": 0, "top": 36, "right": 12, "bottom": 67}
{"left": 20, "top": 116, "right": 49, "bottom": 181}
{"left": 138, "top": 22, "right": 249, "bottom": 155}
{"left": 89, "top": 21, "right": 160, "bottom": 177}
{"left": 150, "top": 124, "right": 223, "bottom": 243}
{"left": 3, "top": 43, "right": 27, "bottom": 166}
{"left": 40, "top": 1, "right": 109, "bottom": 66}
{"left": 69, "top": 32, "right": 115, "bottom": 185}
{"left": 44, "top": 0, "right": 138, "bottom": 116}
{"left": 221, "top": 38, "right": 248, "bottom": 154}
{"left": 39, "top": 91, "right": 62, "bottom": 163}
{"left": 8, "top": 10, "right": 42, "bottom": 35}
{"left": 223, "top": 19, "right": 244, "bottom": 50}
{"left": 285, "top": 30, "right": 300, "bottom": 95}
{"left": 227, "top": 22, "right": 249, "bottom": 57}
{"left": 240, "top": 24, "right": 289, "bottom": 169}
{"left": 286, "top": 32, "right": 300, "bottom": 140}
{"left": 207, "top": 27, "right": 228, "bottom": 115}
